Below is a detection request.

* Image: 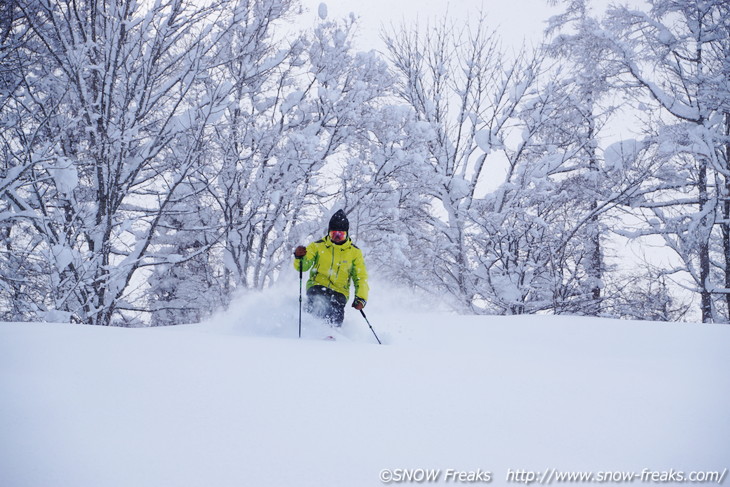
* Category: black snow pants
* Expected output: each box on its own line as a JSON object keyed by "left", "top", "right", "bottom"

{"left": 306, "top": 285, "right": 347, "bottom": 326}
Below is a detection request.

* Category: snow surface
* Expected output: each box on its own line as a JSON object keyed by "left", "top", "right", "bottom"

{"left": 1, "top": 281, "right": 729, "bottom": 487}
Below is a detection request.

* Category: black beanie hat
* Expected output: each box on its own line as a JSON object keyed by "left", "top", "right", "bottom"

{"left": 328, "top": 209, "right": 349, "bottom": 232}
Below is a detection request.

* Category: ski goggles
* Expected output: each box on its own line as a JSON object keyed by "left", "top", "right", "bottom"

{"left": 329, "top": 230, "right": 347, "bottom": 242}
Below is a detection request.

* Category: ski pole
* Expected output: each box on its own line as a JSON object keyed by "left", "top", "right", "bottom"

{"left": 298, "top": 259, "right": 303, "bottom": 338}
{"left": 359, "top": 309, "right": 382, "bottom": 345}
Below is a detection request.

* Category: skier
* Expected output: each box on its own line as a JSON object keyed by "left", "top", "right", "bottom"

{"left": 293, "top": 209, "right": 369, "bottom": 327}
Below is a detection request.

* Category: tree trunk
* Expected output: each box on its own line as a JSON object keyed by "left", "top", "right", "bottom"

{"left": 724, "top": 113, "right": 730, "bottom": 320}
{"left": 699, "top": 162, "right": 712, "bottom": 322}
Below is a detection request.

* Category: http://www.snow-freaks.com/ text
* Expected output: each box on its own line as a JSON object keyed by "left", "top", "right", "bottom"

{"left": 378, "top": 467, "right": 728, "bottom": 484}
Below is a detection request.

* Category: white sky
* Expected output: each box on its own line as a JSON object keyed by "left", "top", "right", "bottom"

{"left": 298, "top": 0, "right": 565, "bottom": 52}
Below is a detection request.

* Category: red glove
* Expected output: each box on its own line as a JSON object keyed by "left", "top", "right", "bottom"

{"left": 352, "top": 297, "right": 366, "bottom": 310}
{"left": 294, "top": 246, "right": 307, "bottom": 258}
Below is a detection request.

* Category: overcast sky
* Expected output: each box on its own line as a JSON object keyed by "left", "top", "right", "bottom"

{"left": 297, "top": 0, "right": 567, "bottom": 52}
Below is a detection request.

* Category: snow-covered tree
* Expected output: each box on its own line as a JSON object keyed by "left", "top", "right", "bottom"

{"left": 604, "top": 266, "right": 692, "bottom": 322}
{"left": 466, "top": 71, "right": 648, "bottom": 316}
{"left": 380, "top": 15, "right": 548, "bottom": 312}
{"left": 333, "top": 104, "right": 434, "bottom": 288}
{"left": 543, "top": 0, "right": 624, "bottom": 315}
{"left": 146, "top": 178, "right": 222, "bottom": 326}
{"left": 379, "top": 11, "right": 639, "bottom": 315}
{"left": 604, "top": 0, "right": 730, "bottom": 322}
{"left": 207, "top": 9, "right": 393, "bottom": 301}
{"left": 2, "top": 0, "right": 236, "bottom": 325}
{"left": 0, "top": 0, "right": 43, "bottom": 320}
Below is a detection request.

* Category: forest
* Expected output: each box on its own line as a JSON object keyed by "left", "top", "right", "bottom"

{"left": 1, "top": 0, "right": 729, "bottom": 325}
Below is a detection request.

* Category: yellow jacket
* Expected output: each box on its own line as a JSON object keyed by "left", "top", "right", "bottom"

{"left": 294, "top": 236, "right": 369, "bottom": 302}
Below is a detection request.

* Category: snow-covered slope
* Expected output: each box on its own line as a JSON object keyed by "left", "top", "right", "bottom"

{"left": 1, "top": 284, "right": 728, "bottom": 487}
